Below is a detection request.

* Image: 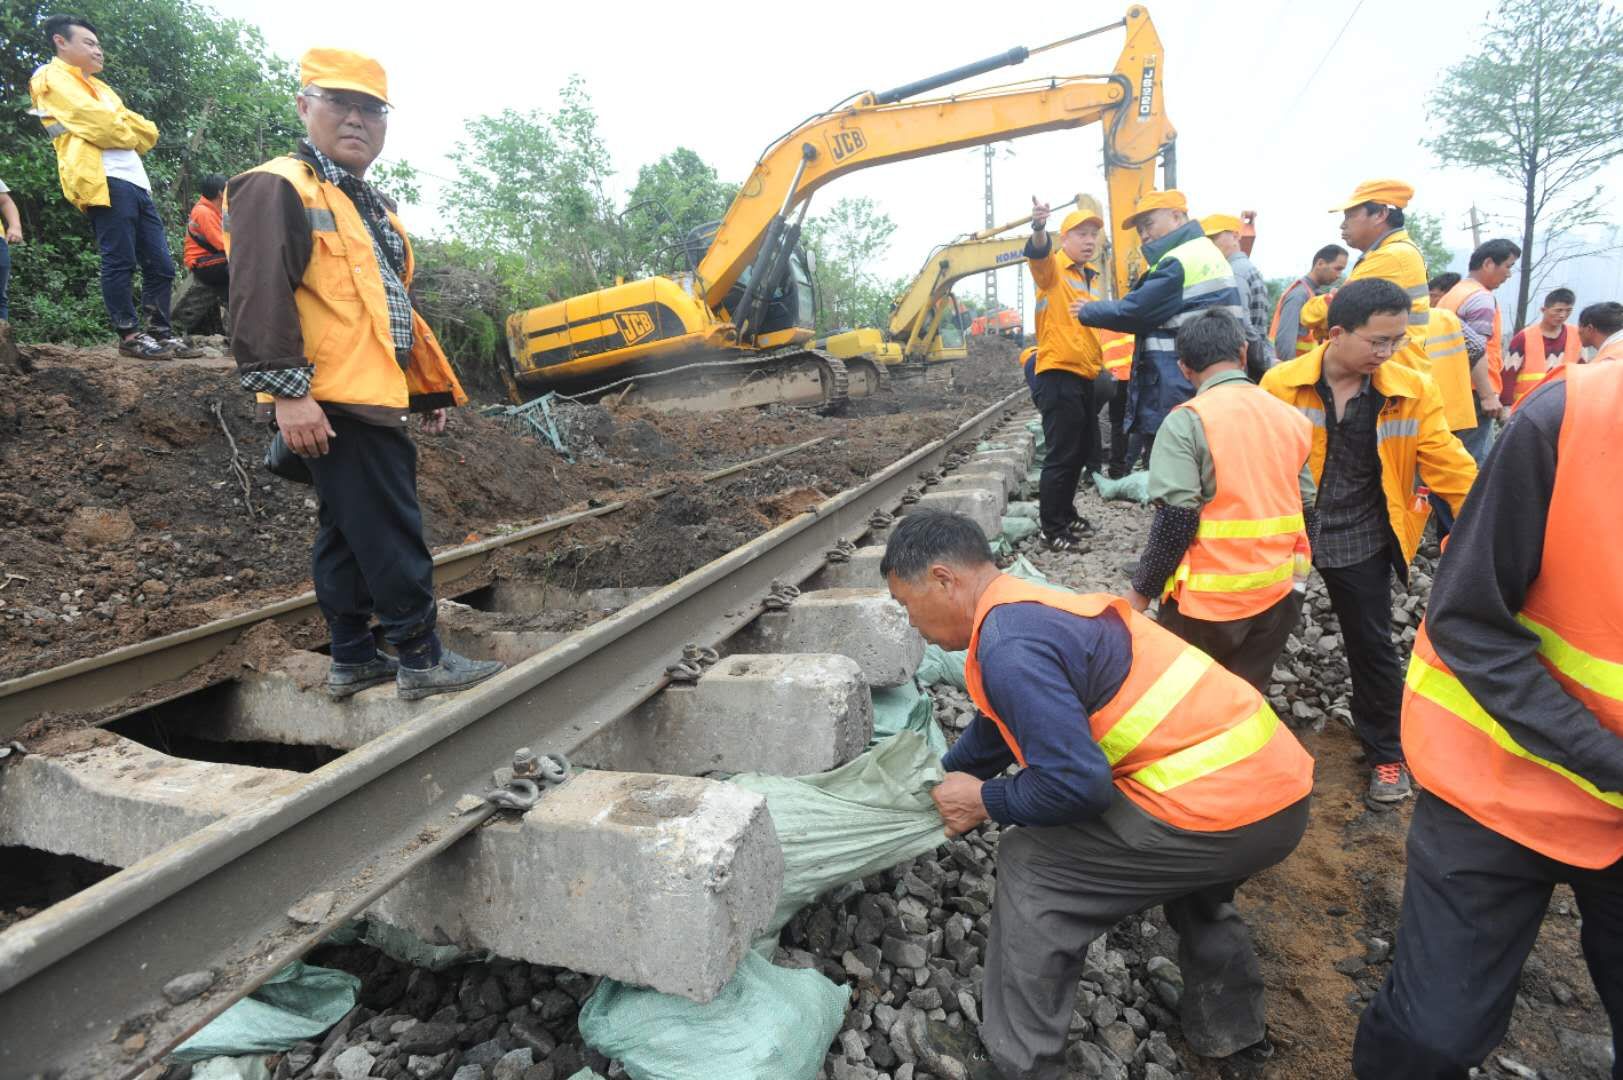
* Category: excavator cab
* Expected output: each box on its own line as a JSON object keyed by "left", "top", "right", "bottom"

{"left": 686, "top": 221, "right": 818, "bottom": 345}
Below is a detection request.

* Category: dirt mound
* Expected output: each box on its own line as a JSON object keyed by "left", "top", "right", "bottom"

{"left": 1, "top": 343, "right": 1021, "bottom": 681}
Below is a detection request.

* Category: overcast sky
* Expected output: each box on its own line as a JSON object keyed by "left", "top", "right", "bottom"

{"left": 209, "top": 0, "right": 1622, "bottom": 321}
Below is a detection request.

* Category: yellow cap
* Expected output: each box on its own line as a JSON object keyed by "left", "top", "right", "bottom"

{"left": 1330, "top": 179, "right": 1413, "bottom": 213}
{"left": 1201, "top": 213, "right": 1243, "bottom": 237}
{"left": 300, "top": 48, "right": 390, "bottom": 105}
{"left": 1060, "top": 207, "right": 1104, "bottom": 234}
{"left": 1122, "top": 189, "right": 1188, "bottom": 231}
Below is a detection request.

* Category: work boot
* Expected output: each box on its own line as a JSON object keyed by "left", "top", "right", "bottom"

{"left": 118, "top": 331, "right": 174, "bottom": 360}
{"left": 1107, "top": 462, "right": 1128, "bottom": 479}
{"left": 397, "top": 649, "right": 506, "bottom": 701}
{"left": 1366, "top": 761, "right": 1414, "bottom": 807}
{"left": 327, "top": 653, "right": 399, "bottom": 699}
{"left": 1063, "top": 514, "right": 1095, "bottom": 537}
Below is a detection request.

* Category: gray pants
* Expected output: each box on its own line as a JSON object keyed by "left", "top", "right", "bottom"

{"left": 981, "top": 790, "right": 1310, "bottom": 1079}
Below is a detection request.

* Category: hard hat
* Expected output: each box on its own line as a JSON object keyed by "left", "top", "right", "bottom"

{"left": 1201, "top": 213, "right": 1243, "bottom": 237}
{"left": 1060, "top": 207, "right": 1104, "bottom": 234}
{"left": 1122, "top": 189, "right": 1188, "bottom": 231}
{"left": 1330, "top": 179, "right": 1414, "bottom": 213}
{"left": 300, "top": 47, "right": 390, "bottom": 105}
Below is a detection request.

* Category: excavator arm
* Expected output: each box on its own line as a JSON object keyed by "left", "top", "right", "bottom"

{"left": 888, "top": 236, "right": 1031, "bottom": 342}
{"left": 697, "top": 5, "right": 1174, "bottom": 312}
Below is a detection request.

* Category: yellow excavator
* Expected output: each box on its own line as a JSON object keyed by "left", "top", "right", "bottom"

{"left": 504, "top": 6, "right": 1174, "bottom": 412}
{"left": 818, "top": 192, "right": 1109, "bottom": 379}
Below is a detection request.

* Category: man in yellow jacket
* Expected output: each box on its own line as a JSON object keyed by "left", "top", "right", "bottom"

{"left": 1300, "top": 180, "right": 1430, "bottom": 373}
{"left": 226, "top": 48, "right": 502, "bottom": 702}
{"left": 28, "top": 15, "right": 195, "bottom": 360}
{"left": 1262, "top": 280, "right": 1475, "bottom": 806}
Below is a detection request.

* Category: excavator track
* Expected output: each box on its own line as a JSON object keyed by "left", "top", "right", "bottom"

{"left": 553, "top": 347, "right": 882, "bottom": 415}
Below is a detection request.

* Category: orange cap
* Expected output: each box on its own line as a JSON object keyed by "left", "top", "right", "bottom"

{"left": 300, "top": 47, "right": 390, "bottom": 105}
{"left": 1122, "top": 189, "right": 1188, "bottom": 231}
{"left": 1060, "top": 207, "right": 1104, "bottom": 234}
{"left": 1200, "top": 213, "right": 1243, "bottom": 237}
{"left": 1330, "top": 179, "right": 1413, "bottom": 212}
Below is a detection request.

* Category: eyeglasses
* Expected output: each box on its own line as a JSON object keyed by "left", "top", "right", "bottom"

{"left": 1349, "top": 330, "right": 1405, "bottom": 355}
{"left": 302, "top": 88, "right": 389, "bottom": 118}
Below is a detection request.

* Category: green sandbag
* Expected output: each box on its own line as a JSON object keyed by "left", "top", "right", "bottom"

{"left": 914, "top": 644, "right": 967, "bottom": 692}
{"left": 173, "top": 962, "right": 359, "bottom": 1062}
{"left": 578, "top": 950, "right": 849, "bottom": 1080}
{"left": 975, "top": 440, "right": 1011, "bottom": 451}
{"left": 190, "top": 1057, "right": 271, "bottom": 1080}
{"left": 731, "top": 730, "right": 948, "bottom": 940}
{"left": 1000, "top": 515, "right": 1039, "bottom": 542}
{"left": 871, "top": 681, "right": 950, "bottom": 756}
{"left": 1004, "top": 501, "right": 1039, "bottom": 520}
{"left": 1092, "top": 469, "right": 1151, "bottom": 504}
{"left": 567, "top": 1072, "right": 608, "bottom": 1080}
{"left": 1024, "top": 417, "right": 1045, "bottom": 461}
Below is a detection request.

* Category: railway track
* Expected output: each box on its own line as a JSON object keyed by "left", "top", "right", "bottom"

{"left": 0, "top": 390, "right": 1033, "bottom": 1079}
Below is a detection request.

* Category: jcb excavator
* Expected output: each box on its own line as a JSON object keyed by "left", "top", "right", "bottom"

{"left": 504, "top": 6, "right": 1175, "bottom": 413}
{"left": 818, "top": 234, "right": 1030, "bottom": 378}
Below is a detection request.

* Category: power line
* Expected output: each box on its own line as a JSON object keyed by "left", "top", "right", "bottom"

{"left": 1280, "top": 0, "right": 1369, "bottom": 123}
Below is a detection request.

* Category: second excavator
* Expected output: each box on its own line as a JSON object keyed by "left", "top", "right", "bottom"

{"left": 504, "top": 6, "right": 1175, "bottom": 413}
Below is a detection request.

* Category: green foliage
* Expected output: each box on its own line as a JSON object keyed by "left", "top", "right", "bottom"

{"left": 802, "top": 197, "right": 901, "bottom": 334}
{"left": 1426, "top": 0, "right": 1623, "bottom": 324}
{"left": 1405, "top": 212, "right": 1455, "bottom": 278}
{"left": 444, "top": 77, "right": 621, "bottom": 306}
{"left": 622, "top": 148, "right": 735, "bottom": 277}
{"left": 0, "top": 0, "right": 300, "bottom": 342}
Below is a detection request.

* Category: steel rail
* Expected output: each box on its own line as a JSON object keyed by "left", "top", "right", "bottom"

{"left": 0, "top": 392, "right": 1022, "bottom": 1079}
{"left": 0, "top": 435, "right": 830, "bottom": 735}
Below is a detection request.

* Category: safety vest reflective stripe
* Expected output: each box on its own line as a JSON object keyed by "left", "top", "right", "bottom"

{"left": 1195, "top": 512, "right": 1304, "bottom": 539}
{"left": 1377, "top": 418, "right": 1419, "bottom": 441}
{"left": 1130, "top": 706, "right": 1281, "bottom": 793}
{"left": 1097, "top": 648, "right": 1213, "bottom": 764}
{"left": 1515, "top": 613, "right": 1623, "bottom": 700}
{"left": 44, "top": 121, "right": 67, "bottom": 137}
{"left": 1297, "top": 406, "right": 1326, "bottom": 427}
{"left": 1168, "top": 558, "right": 1297, "bottom": 596}
{"left": 1406, "top": 652, "right": 1623, "bottom": 810}
{"left": 306, "top": 208, "right": 338, "bottom": 232}
{"left": 1517, "top": 369, "right": 1548, "bottom": 385}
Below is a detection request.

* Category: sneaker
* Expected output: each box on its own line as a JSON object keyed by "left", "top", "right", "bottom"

{"left": 118, "top": 331, "right": 175, "bottom": 360}
{"left": 1367, "top": 761, "right": 1414, "bottom": 806}
{"left": 397, "top": 649, "right": 506, "bottom": 701}
{"left": 1063, "top": 515, "right": 1095, "bottom": 537}
{"left": 155, "top": 333, "right": 206, "bottom": 359}
{"left": 1041, "top": 530, "right": 1088, "bottom": 553}
{"left": 327, "top": 653, "right": 400, "bottom": 699}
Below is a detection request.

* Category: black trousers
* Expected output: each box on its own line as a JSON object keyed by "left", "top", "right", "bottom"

{"left": 1105, "top": 373, "right": 1130, "bottom": 472}
{"left": 305, "top": 414, "right": 437, "bottom": 663}
{"left": 1354, "top": 793, "right": 1623, "bottom": 1078}
{"left": 1317, "top": 551, "right": 1404, "bottom": 764}
{"left": 983, "top": 792, "right": 1311, "bottom": 1078}
{"left": 1033, "top": 368, "right": 1099, "bottom": 536}
{"left": 1157, "top": 590, "right": 1304, "bottom": 693}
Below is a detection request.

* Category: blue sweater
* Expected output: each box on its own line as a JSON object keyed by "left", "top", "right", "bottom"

{"left": 941, "top": 602, "right": 1132, "bottom": 827}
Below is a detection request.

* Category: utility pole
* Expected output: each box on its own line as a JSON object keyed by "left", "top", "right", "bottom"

{"left": 1466, "top": 203, "right": 1484, "bottom": 250}
{"left": 983, "top": 145, "right": 998, "bottom": 310}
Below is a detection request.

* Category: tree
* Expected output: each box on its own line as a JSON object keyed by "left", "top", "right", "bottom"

{"left": 0, "top": 0, "right": 301, "bottom": 341}
{"left": 802, "top": 197, "right": 900, "bottom": 333}
{"left": 1427, "top": 0, "right": 1623, "bottom": 326}
{"left": 621, "top": 148, "right": 735, "bottom": 277}
{"left": 1405, "top": 211, "right": 1456, "bottom": 279}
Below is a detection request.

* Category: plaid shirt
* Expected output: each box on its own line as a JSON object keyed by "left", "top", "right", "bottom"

{"left": 1312, "top": 375, "right": 1391, "bottom": 568}
{"left": 241, "top": 144, "right": 414, "bottom": 401}
{"left": 1228, "top": 251, "right": 1277, "bottom": 367}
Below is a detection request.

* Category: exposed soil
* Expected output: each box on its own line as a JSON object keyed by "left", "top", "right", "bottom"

{"left": 0, "top": 337, "right": 1024, "bottom": 682}
{"left": 1026, "top": 482, "right": 1612, "bottom": 1080}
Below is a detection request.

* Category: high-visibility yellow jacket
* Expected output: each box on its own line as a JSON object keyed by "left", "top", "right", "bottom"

{"left": 1300, "top": 228, "right": 1430, "bottom": 367}
{"left": 1261, "top": 345, "right": 1477, "bottom": 566}
{"left": 28, "top": 57, "right": 158, "bottom": 212}
{"left": 1420, "top": 308, "right": 1476, "bottom": 432}
{"left": 1029, "top": 247, "right": 1105, "bottom": 378}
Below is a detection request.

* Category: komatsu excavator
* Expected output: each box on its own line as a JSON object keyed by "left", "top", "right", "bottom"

{"left": 817, "top": 234, "right": 1031, "bottom": 378}
{"left": 504, "top": 6, "right": 1174, "bottom": 413}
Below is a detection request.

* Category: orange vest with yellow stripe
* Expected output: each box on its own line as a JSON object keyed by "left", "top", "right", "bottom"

{"left": 1268, "top": 276, "right": 1318, "bottom": 359}
{"left": 1163, "top": 383, "right": 1312, "bottom": 621}
{"left": 1438, "top": 278, "right": 1504, "bottom": 396}
{"left": 225, "top": 154, "right": 466, "bottom": 417}
{"left": 962, "top": 576, "right": 1315, "bottom": 832}
{"left": 1513, "top": 323, "right": 1580, "bottom": 404}
{"left": 1100, "top": 329, "right": 1135, "bottom": 380}
{"left": 1402, "top": 362, "right": 1623, "bottom": 868}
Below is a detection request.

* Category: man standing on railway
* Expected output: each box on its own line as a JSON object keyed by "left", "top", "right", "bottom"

{"left": 225, "top": 48, "right": 504, "bottom": 701}
{"left": 1071, "top": 190, "right": 1245, "bottom": 463}
{"left": 883, "top": 510, "right": 1313, "bottom": 1080}
{"left": 1352, "top": 361, "right": 1623, "bottom": 1079}
{"left": 1270, "top": 244, "right": 1347, "bottom": 363}
{"left": 1023, "top": 197, "right": 1114, "bottom": 551}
